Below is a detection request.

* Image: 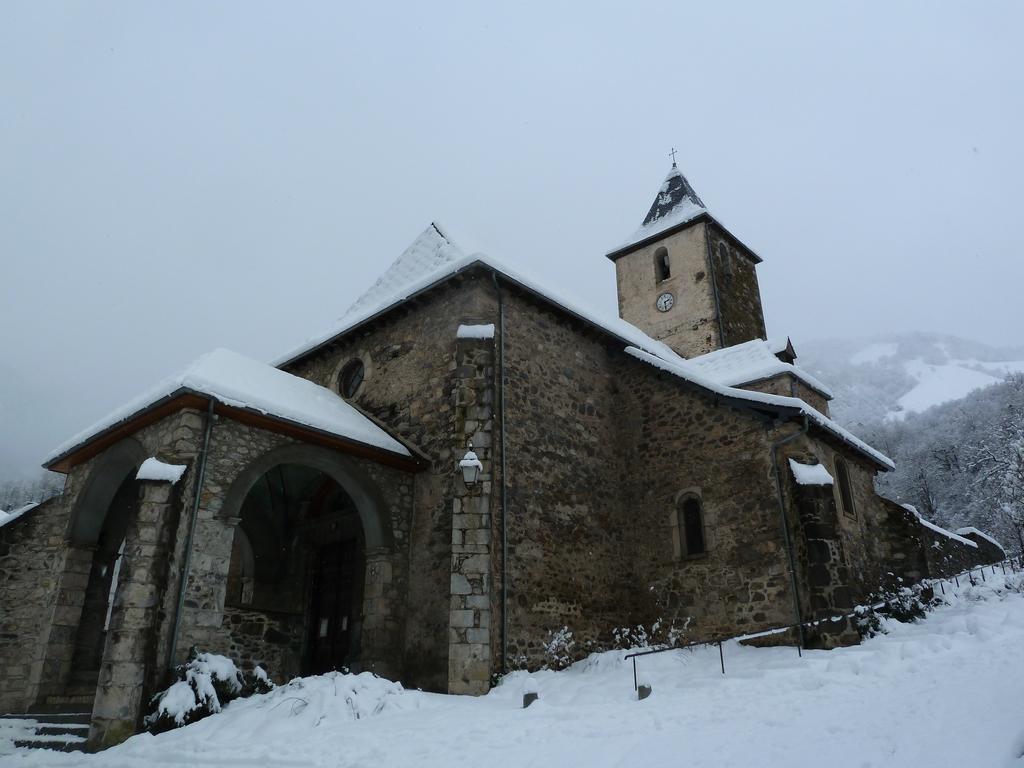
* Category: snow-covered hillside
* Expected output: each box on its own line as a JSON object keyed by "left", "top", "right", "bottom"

{"left": 798, "top": 332, "right": 1024, "bottom": 427}
{"left": 4, "top": 574, "right": 1024, "bottom": 768}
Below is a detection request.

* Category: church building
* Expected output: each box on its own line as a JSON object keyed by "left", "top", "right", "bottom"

{"left": 0, "top": 162, "right": 1000, "bottom": 749}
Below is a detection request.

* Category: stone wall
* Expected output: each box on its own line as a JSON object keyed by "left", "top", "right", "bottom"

{"left": 612, "top": 223, "right": 721, "bottom": 357}
{"left": 497, "top": 286, "right": 804, "bottom": 666}
{"left": 0, "top": 497, "right": 65, "bottom": 713}
{"left": 283, "top": 271, "right": 501, "bottom": 691}
{"left": 706, "top": 224, "right": 767, "bottom": 348}
{"left": 741, "top": 374, "right": 831, "bottom": 415}
{"left": 617, "top": 361, "right": 799, "bottom": 643}
{"left": 447, "top": 333, "right": 495, "bottom": 694}
{"left": 499, "top": 290, "right": 635, "bottom": 666}
{"left": 958, "top": 531, "right": 1006, "bottom": 565}
{"left": 171, "top": 417, "right": 416, "bottom": 684}
{"left": 919, "top": 524, "right": 987, "bottom": 579}
{"left": 0, "top": 408, "right": 209, "bottom": 717}
{"left": 219, "top": 606, "right": 305, "bottom": 678}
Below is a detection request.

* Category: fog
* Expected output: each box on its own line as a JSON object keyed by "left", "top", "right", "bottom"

{"left": 2, "top": 1, "right": 1022, "bottom": 480}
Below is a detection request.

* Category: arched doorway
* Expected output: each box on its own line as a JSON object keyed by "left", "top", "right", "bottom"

{"left": 225, "top": 463, "right": 367, "bottom": 678}
{"left": 34, "top": 438, "right": 147, "bottom": 705}
{"left": 70, "top": 472, "right": 137, "bottom": 680}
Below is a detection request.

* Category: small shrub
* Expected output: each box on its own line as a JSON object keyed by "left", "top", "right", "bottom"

{"left": 855, "top": 578, "right": 930, "bottom": 639}
{"left": 542, "top": 626, "right": 576, "bottom": 670}
{"left": 145, "top": 648, "right": 274, "bottom": 733}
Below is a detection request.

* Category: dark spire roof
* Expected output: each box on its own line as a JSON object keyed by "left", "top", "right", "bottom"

{"left": 643, "top": 164, "right": 705, "bottom": 226}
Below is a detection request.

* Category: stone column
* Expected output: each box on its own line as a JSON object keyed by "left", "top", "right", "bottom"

{"left": 360, "top": 548, "right": 400, "bottom": 679}
{"left": 447, "top": 334, "right": 495, "bottom": 695}
{"left": 89, "top": 477, "right": 184, "bottom": 750}
{"left": 29, "top": 545, "right": 95, "bottom": 704}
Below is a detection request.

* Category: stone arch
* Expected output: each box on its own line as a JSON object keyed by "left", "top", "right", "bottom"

{"left": 219, "top": 443, "right": 392, "bottom": 551}
{"left": 67, "top": 437, "right": 148, "bottom": 546}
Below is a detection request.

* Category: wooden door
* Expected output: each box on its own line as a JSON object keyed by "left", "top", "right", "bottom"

{"left": 309, "top": 540, "right": 359, "bottom": 674}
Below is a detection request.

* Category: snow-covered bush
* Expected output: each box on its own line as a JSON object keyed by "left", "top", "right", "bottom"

{"left": 610, "top": 617, "right": 692, "bottom": 651}
{"left": 145, "top": 648, "right": 274, "bottom": 733}
{"left": 855, "top": 579, "right": 930, "bottom": 639}
{"left": 542, "top": 627, "right": 576, "bottom": 670}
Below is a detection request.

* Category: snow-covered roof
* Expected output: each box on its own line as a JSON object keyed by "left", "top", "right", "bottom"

{"left": 46, "top": 349, "right": 411, "bottom": 467}
{"left": 0, "top": 502, "right": 40, "bottom": 531}
{"left": 275, "top": 222, "right": 891, "bottom": 470}
{"left": 606, "top": 165, "right": 707, "bottom": 257}
{"left": 627, "top": 347, "right": 893, "bottom": 469}
{"left": 956, "top": 527, "right": 1005, "bottom": 552}
{"left": 901, "top": 505, "right": 978, "bottom": 548}
{"left": 136, "top": 458, "right": 188, "bottom": 484}
{"left": 789, "top": 459, "right": 835, "bottom": 486}
{"left": 275, "top": 223, "right": 690, "bottom": 369}
{"left": 687, "top": 339, "right": 833, "bottom": 398}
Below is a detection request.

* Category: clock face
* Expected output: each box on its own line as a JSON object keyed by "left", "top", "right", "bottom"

{"left": 656, "top": 292, "right": 675, "bottom": 312}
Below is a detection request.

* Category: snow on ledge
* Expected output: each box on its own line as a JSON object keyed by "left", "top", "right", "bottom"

{"left": 789, "top": 459, "right": 834, "bottom": 486}
{"left": 0, "top": 502, "right": 40, "bottom": 530}
{"left": 136, "top": 458, "right": 188, "bottom": 484}
{"left": 956, "top": 527, "right": 1005, "bottom": 552}
{"left": 457, "top": 324, "right": 495, "bottom": 340}
{"left": 901, "top": 505, "right": 978, "bottom": 548}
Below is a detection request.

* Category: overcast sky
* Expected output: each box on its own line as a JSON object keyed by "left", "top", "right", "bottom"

{"left": 2, "top": 1, "right": 1022, "bottom": 480}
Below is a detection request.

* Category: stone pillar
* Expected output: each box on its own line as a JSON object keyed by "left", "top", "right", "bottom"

{"left": 89, "top": 478, "right": 184, "bottom": 750}
{"left": 447, "top": 334, "right": 495, "bottom": 695}
{"left": 360, "top": 548, "right": 401, "bottom": 679}
{"left": 29, "top": 545, "right": 94, "bottom": 703}
{"left": 792, "top": 483, "right": 859, "bottom": 649}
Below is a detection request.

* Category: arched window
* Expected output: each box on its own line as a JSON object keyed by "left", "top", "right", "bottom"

{"left": 338, "top": 359, "right": 365, "bottom": 399}
{"left": 678, "top": 496, "right": 706, "bottom": 557}
{"left": 834, "top": 457, "right": 856, "bottom": 518}
{"left": 654, "top": 247, "right": 671, "bottom": 282}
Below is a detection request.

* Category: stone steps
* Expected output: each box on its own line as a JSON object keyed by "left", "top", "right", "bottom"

{"left": 0, "top": 710, "right": 90, "bottom": 752}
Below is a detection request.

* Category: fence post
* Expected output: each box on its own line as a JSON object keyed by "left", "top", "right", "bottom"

{"left": 718, "top": 641, "right": 725, "bottom": 674}
{"left": 981, "top": 567, "right": 986, "bottom": 582}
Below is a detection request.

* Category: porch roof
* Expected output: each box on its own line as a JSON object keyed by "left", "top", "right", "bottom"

{"left": 44, "top": 349, "right": 419, "bottom": 473}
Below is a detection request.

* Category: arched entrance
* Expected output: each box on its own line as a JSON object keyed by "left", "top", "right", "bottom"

{"left": 225, "top": 462, "right": 370, "bottom": 678}
{"left": 35, "top": 438, "right": 146, "bottom": 705}
{"left": 70, "top": 472, "right": 137, "bottom": 680}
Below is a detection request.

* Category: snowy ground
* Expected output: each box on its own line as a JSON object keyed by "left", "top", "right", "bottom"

{"left": 4, "top": 575, "right": 1024, "bottom": 768}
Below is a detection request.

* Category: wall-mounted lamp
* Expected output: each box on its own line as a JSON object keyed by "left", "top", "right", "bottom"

{"left": 459, "top": 444, "right": 483, "bottom": 492}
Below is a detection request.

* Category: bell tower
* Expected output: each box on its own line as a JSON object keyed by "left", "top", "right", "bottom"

{"left": 605, "top": 161, "right": 767, "bottom": 358}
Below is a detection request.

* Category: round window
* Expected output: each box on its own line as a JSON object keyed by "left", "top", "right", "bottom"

{"left": 338, "top": 359, "right": 365, "bottom": 398}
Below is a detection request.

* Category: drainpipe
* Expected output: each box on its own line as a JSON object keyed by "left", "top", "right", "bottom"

{"left": 167, "top": 398, "right": 215, "bottom": 669}
{"left": 768, "top": 415, "right": 809, "bottom": 652}
{"left": 491, "top": 272, "right": 509, "bottom": 675}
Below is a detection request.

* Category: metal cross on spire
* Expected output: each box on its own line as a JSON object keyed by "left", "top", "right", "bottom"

{"left": 669, "top": 147, "right": 678, "bottom": 167}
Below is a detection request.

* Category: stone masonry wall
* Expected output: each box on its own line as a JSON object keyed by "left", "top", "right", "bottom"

{"left": 283, "top": 272, "right": 500, "bottom": 691}
{"left": 0, "top": 408, "right": 209, "bottom": 716}
{"left": 447, "top": 334, "right": 495, "bottom": 694}
{"left": 613, "top": 223, "right": 721, "bottom": 358}
{"left": 172, "top": 417, "right": 415, "bottom": 684}
{"left": 707, "top": 224, "right": 767, "bottom": 348}
{"left": 499, "top": 290, "right": 635, "bottom": 667}
{"left": 741, "top": 374, "right": 831, "bottom": 415}
{"left": 616, "top": 359, "right": 799, "bottom": 642}
{"left": 0, "top": 497, "right": 65, "bottom": 713}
